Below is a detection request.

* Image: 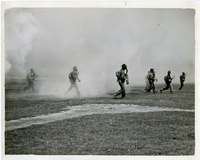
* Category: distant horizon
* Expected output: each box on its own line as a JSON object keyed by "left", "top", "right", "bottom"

{"left": 5, "top": 77, "right": 195, "bottom": 85}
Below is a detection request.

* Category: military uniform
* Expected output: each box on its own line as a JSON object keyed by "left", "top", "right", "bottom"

{"left": 145, "top": 71, "right": 151, "bottom": 91}
{"left": 114, "top": 64, "right": 129, "bottom": 98}
{"left": 179, "top": 72, "right": 186, "bottom": 90}
{"left": 65, "top": 66, "right": 81, "bottom": 96}
{"left": 160, "top": 70, "right": 174, "bottom": 94}
{"left": 24, "top": 69, "right": 37, "bottom": 92}
{"left": 145, "top": 68, "right": 157, "bottom": 94}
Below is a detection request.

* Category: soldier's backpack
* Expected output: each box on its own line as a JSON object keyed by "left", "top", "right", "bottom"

{"left": 69, "top": 71, "right": 78, "bottom": 82}
{"left": 164, "top": 75, "right": 169, "bottom": 82}
{"left": 26, "top": 72, "right": 36, "bottom": 81}
{"left": 68, "top": 72, "right": 73, "bottom": 81}
{"left": 116, "top": 70, "right": 127, "bottom": 83}
{"left": 116, "top": 71, "right": 121, "bottom": 81}
{"left": 180, "top": 75, "right": 186, "bottom": 82}
{"left": 164, "top": 75, "right": 172, "bottom": 84}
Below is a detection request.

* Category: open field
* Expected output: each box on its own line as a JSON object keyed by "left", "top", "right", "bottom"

{"left": 4, "top": 83, "right": 195, "bottom": 155}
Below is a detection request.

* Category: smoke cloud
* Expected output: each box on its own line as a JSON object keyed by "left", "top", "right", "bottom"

{"left": 4, "top": 8, "right": 195, "bottom": 96}
{"left": 5, "top": 9, "right": 39, "bottom": 76}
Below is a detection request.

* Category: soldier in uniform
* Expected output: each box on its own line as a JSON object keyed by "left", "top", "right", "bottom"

{"left": 24, "top": 68, "right": 38, "bottom": 92}
{"left": 179, "top": 72, "right": 186, "bottom": 90}
{"left": 65, "top": 66, "right": 81, "bottom": 96}
{"left": 114, "top": 64, "right": 129, "bottom": 99}
{"left": 160, "top": 70, "right": 175, "bottom": 94}
{"left": 145, "top": 68, "right": 157, "bottom": 94}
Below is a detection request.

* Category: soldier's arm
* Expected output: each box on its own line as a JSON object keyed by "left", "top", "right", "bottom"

{"left": 77, "top": 76, "right": 81, "bottom": 82}
{"left": 76, "top": 73, "right": 81, "bottom": 82}
{"left": 126, "top": 74, "right": 129, "bottom": 84}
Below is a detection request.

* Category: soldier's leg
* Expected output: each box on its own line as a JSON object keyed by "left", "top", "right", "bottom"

{"left": 114, "top": 81, "right": 123, "bottom": 97}
{"left": 65, "top": 83, "right": 74, "bottom": 95}
{"left": 145, "top": 80, "right": 151, "bottom": 93}
{"left": 121, "top": 82, "right": 125, "bottom": 98}
{"left": 179, "top": 82, "right": 183, "bottom": 90}
{"left": 146, "top": 84, "right": 152, "bottom": 92}
{"left": 169, "top": 84, "right": 173, "bottom": 94}
{"left": 31, "top": 81, "right": 35, "bottom": 92}
{"left": 74, "top": 83, "right": 81, "bottom": 96}
{"left": 24, "top": 80, "right": 32, "bottom": 91}
{"left": 152, "top": 83, "right": 156, "bottom": 94}
{"left": 148, "top": 82, "right": 155, "bottom": 93}
{"left": 163, "top": 84, "right": 170, "bottom": 90}
{"left": 115, "top": 90, "right": 122, "bottom": 96}
{"left": 182, "top": 82, "right": 184, "bottom": 89}
{"left": 160, "top": 83, "right": 169, "bottom": 93}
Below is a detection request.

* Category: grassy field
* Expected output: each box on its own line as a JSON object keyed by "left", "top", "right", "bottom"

{"left": 4, "top": 83, "right": 195, "bottom": 155}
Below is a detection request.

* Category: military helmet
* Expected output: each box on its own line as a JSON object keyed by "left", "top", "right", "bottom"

{"left": 150, "top": 68, "right": 154, "bottom": 72}
{"left": 121, "top": 64, "right": 127, "bottom": 69}
{"left": 182, "top": 72, "right": 185, "bottom": 75}
{"left": 73, "top": 66, "right": 78, "bottom": 71}
{"left": 168, "top": 70, "right": 171, "bottom": 74}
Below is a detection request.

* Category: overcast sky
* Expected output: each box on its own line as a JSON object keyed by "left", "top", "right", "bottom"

{"left": 4, "top": 8, "right": 195, "bottom": 94}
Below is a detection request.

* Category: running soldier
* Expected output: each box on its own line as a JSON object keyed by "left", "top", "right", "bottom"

{"left": 114, "top": 64, "right": 129, "bottom": 99}
{"left": 65, "top": 66, "right": 81, "bottom": 96}
{"left": 24, "top": 68, "right": 38, "bottom": 92}
{"left": 179, "top": 72, "right": 186, "bottom": 90}
{"left": 145, "top": 68, "right": 157, "bottom": 94}
{"left": 160, "top": 70, "right": 175, "bottom": 94}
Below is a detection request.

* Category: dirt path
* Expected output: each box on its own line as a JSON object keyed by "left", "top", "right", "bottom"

{"left": 5, "top": 104, "right": 194, "bottom": 131}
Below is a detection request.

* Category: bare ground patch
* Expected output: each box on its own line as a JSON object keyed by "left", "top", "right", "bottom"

{"left": 5, "top": 104, "right": 194, "bottom": 131}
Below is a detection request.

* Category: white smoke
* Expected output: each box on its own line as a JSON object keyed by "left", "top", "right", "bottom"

{"left": 5, "top": 59, "right": 12, "bottom": 73}
{"left": 5, "top": 10, "right": 39, "bottom": 76}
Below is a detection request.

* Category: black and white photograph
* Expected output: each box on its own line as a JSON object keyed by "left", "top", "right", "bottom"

{"left": 1, "top": 1, "right": 199, "bottom": 159}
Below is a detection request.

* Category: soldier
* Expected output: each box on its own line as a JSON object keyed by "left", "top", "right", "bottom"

{"left": 65, "top": 66, "right": 81, "bottom": 96}
{"left": 114, "top": 64, "right": 129, "bottom": 99}
{"left": 179, "top": 72, "right": 186, "bottom": 90}
{"left": 160, "top": 70, "right": 175, "bottom": 94}
{"left": 24, "top": 68, "right": 38, "bottom": 92}
{"left": 145, "top": 71, "right": 151, "bottom": 92}
{"left": 145, "top": 68, "right": 157, "bottom": 94}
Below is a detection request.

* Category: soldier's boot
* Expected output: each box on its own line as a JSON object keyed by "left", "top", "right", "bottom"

{"left": 114, "top": 90, "right": 121, "bottom": 98}
{"left": 153, "top": 89, "right": 157, "bottom": 94}
{"left": 121, "top": 91, "right": 126, "bottom": 99}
